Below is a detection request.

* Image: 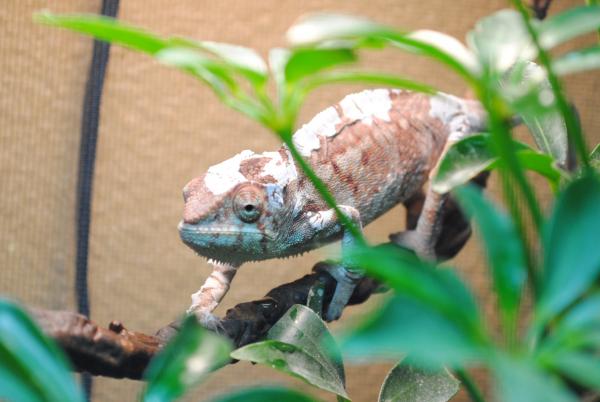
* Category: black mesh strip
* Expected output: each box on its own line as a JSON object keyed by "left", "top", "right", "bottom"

{"left": 75, "top": 0, "right": 120, "bottom": 398}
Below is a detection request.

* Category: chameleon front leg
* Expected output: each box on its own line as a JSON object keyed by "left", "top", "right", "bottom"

{"left": 187, "top": 261, "right": 239, "bottom": 330}
{"left": 306, "top": 205, "right": 363, "bottom": 321}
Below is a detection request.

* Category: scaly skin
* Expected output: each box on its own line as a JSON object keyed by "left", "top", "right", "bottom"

{"left": 178, "top": 89, "right": 486, "bottom": 325}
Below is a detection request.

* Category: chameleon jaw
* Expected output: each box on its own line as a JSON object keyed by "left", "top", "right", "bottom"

{"left": 178, "top": 221, "right": 271, "bottom": 263}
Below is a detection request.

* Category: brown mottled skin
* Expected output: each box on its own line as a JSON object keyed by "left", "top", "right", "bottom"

{"left": 178, "top": 89, "right": 486, "bottom": 325}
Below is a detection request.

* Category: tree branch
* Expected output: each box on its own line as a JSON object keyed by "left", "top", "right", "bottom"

{"left": 30, "top": 174, "right": 488, "bottom": 380}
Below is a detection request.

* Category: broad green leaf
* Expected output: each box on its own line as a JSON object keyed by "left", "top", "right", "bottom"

{"left": 340, "top": 294, "right": 486, "bottom": 367}
{"left": 500, "top": 61, "right": 568, "bottom": 166}
{"left": 0, "top": 298, "right": 83, "bottom": 402}
{"left": 231, "top": 305, "right": 347, "bottom": 399}
{"left": 306, "top": 280, "right": 325, "bottom": 316}
{"left": 191, "top": 40, "right": 267, "bottom": 84}
{"left": 286, "top": 13, "right": 476, "bottom": 80}
{"left": 378, "top": 361, "right": 459, "bottom": 402}
{"left": 432, "top": 134, "right": 495, "bottom": 194}
{"left": 537, "top": 175, "right": 600, "bottom": 325}
{"left": 286, "top": 13, "right": 390, "bottom": 46}
{"left": 433, "top": 133, "right": 564, "bottom": 194}
{"left": 554, "top": 45, "right": 600, "bottom": 76}
{"left": 210, "top": 386, "right": 322, "bottom": 402}
{"left": 545, "top": 294, "right": 600, "bottom": 351}
{"left": 538, "top": 6, "right": 600, "bottom": 49}
{"left": 142, "top": 315, "right": 232, "bottom": 402}
{"left": 349, "top": 244, "right": 483, "bottom": 334}
{"left": 455, "top": 186, "right": 526, "bottom": 327}
{"left": 407, "top": 30, "right": 479, "bottom": 74}
{"left": 285, "top": 48, "right": 356, "bottom": 83}
{"left": 466, "top": 9, "right": 535, "bottom": 73}
{"left": 546, "top": 351, "right": 600, "bottom": 391}
{"left": 493, "top": 355, "right": 577, "bottom": 402}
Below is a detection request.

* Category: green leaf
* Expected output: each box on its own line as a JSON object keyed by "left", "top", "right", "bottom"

{"left": 340, "top": 294, "right": 486, "bottom": 367}
{"left": 538, "top": 6, "right": 600, "bottom": 49}
{"left": 554, "top": 45, "right": 600, "bottom": 76}
{"left": 231, "top": 305, "right": 347, "bottom": 399}
{"left": 592, "top": 143, "right": 600, "bottom": 172}
{"left": 432, "top": 134, "right": 496, "bottom": 194}
{"left": 349, "top": 244, "right": 483, "bottom": 334}
{"left": 378, "top": 361, "right": 459, "bottom": 402}
{"left": 537, "top": 175, "right": 600, "bottom": 325}
{"left": 306, "top": 280, "right": 325, "bottom": 317}
{"left": 210, "top": 386, "right": 322, "bottom": 402}
{"left": 546, "top": 351, "right": 600, "bottom": 391}
{"left": 493, "top": 355, "right": 577, "bottom": 402}
{"left": 0, "top": 298, "right": 84, "bottom": 402}
{"left": 500, "top": 61, "right": 568, "bottom": 166}
{"left": 142, "top": 315, "right": 232, "bottom": 402}
{"left": 285, "top": 48, "right": 357, "bottom": 83}
{"left": 35, "top": 11, "right": 165, "bottom": 53}
{"left": 286, "top": 13, "right": 391, "bottom": 46}
{"left": 546, "top": 293, "right": 600, "bottom": 351}
{"left": 303, "top": 71, "right": 436, "bottom": 94}
{"left": 286, "top": 13, "right": 477, "bottom": 80}
{"left": 188, "top": 40, "right": 267, "bottom": 84}
{"left": 454, "top": 186, "right": 527, "bottom": 328}
{"left": 466, "top": 9, "right": 535, "bottom": 73}
{"left": 433, "top": 134, "right": 563, "bottom": 194}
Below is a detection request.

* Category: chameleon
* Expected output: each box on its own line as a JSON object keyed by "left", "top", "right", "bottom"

{"left": 178, "top": 88, "right": 486, "bottom": 326}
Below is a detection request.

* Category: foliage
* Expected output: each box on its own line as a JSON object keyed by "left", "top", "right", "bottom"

{"left": 4, "top": 2, "right": 596, "bottom": 402}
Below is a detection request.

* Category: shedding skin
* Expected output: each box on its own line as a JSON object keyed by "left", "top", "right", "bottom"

{"left": 179, "top": 89, "right": 487, "bottom": 325}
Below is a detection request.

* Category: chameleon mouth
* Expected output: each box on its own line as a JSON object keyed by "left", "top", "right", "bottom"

{"left": 177, "top": 221, "right": 269, "bottom": 238}
{"left": 178, "top": 221, "right": 272, "bottom": 263}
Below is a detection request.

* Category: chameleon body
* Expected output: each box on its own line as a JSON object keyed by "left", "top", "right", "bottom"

{"left": 178, "top": 88, "right": 485, "bottom": 324}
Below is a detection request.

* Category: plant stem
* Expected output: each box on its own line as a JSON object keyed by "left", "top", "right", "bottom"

{"left": 456, "top": 368, "right": 486, "bottom": 402}
{"left": 511, "top": 0, "right": 591, "bottom": 171}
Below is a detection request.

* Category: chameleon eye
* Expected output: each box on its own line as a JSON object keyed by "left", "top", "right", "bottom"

{"left": 233, "top": 186, "right": 263, "bottom": 223}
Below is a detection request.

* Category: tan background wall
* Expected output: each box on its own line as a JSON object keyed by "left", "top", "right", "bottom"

{"left": 1, "top": 1, "right": 598, "bottom": 401}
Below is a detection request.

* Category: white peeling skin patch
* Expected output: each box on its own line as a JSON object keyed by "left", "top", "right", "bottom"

{"left": 292, "top": 89, "right": 395, "bottom": 157}
{"left": 204, "top": 150, "right": 255, "bottom": 195}
{"left": 261, "top": 149, "right": 298, "bottom": 187}
{"left": 204, "top": 148, "right": 298, "bottom": 195}
{"left": 293, "top": 105, "right": 341, "bottom": 156}
{"left": 429, "top": 93, "right": 472, "bottom": 136}
{"left": 339, "top": 88, "right": 393, "bottom": 125}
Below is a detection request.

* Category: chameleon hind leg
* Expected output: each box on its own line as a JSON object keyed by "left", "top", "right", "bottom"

{"left": 306, "top": 205, "right": 364, "bottom": 321}
{"left": 187, "top": 261, "right": 239, "bottom": 330}
{"left": 390, "top": 131, "right": 468, "bottom": 261}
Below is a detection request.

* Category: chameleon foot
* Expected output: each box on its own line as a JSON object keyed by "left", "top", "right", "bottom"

{"left": 188, "top": 308, "right": 223, "bottom": 332}
{"left": 321, "top": 264, "right": 362, "bottom": 322}
{"left": 390, "top": 230, "right": 436, "bottom": 261}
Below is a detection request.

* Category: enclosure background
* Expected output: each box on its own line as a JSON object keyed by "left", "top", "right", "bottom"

{"left": 1, "top": 1, "right": 598, "bottom": 401}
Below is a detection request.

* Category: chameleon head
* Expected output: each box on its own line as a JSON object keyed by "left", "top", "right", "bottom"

{"left": 178, "top": 149, "right": 298, "bottom": 264}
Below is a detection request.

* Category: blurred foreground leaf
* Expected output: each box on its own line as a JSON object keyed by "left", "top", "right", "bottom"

{"left": 210, "top": 386, "right": 322, "bottom": 402}
{"left": 538, "top": 6, "right": 600, "bottom": 49}
{"left": 340, "top": 294, "right": 486, "bottom": 368}
{"left": 0, "top": 298, "right": 83, "bottom": 402}
{"left": 537, "top": 175, "right": 600, "bottom": 326}
{"left": 142, "top": 315, "right": 232, "bottom": 402}
{"left": 455, "top": 186, "right": 526, "bottom": 331}
{"left": 493, "top": 355, "right": 577, "bottom": 402}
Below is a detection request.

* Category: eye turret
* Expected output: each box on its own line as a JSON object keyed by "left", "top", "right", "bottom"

{"left": 233, "top": 184, "right": 264, "bottom": 223}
